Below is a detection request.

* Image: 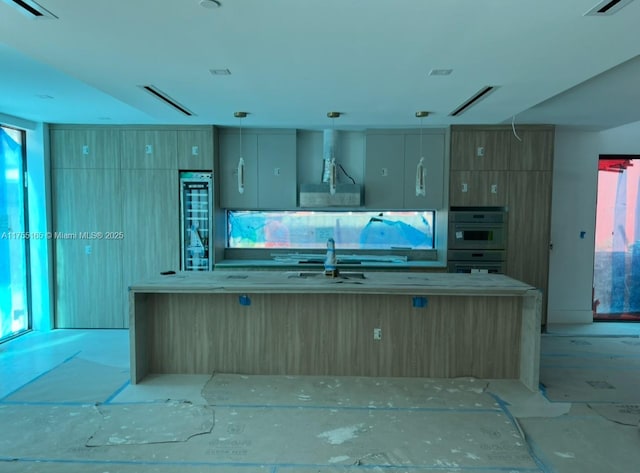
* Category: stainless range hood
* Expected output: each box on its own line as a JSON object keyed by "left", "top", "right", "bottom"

{"left": 299, "top": 128, "right": 363, "bottom": 207}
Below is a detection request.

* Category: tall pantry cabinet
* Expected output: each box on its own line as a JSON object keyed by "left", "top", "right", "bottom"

{"left": 50, "top": 127, "right": 125, "bottom": 328}
{"left": 449, "top": 125, "right": 554, "bottom": 325}
{"left": 50, "top": 126, "right": 213, "bottom": 328}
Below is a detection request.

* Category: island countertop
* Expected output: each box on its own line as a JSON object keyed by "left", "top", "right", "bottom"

{"left": 129, "top": 270, "right": 536, "bottom": 296}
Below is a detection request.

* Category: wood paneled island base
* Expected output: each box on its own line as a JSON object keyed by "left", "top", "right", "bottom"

{"left": 130, "top": 271, "right": 541, "bottom": 390}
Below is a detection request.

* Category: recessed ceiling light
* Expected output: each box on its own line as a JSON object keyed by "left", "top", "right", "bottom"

{"left": 210, "top": 68, "right": 231, "bottom": 75}
{"left": 429, "top": 69, "right": 453, "bottom": 76}
{"left": 36, "top": 94, "right": 54, "bottom": 99}
{"left": 199, "top": 0, "right": 221, "bottom": 8}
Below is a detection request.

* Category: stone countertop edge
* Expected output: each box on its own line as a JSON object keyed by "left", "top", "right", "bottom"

{"left": 129, "top": 271, "right": 536, "bottom": 296}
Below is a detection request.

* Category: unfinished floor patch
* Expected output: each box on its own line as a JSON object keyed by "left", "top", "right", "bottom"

{"left": 520, "top": 415, "right": 640, "bottom": 473}
{"left": 0, "top": 404, "right": 102, "bottom": 459}
{"left": 587, "top": 403, "right": 640, "bottom": 426}
{"left": 112, "top": 374, "right": 211, "bottom": 404}
{"left": 540, "top": 364, "right": 640, "bottom": 402}
{"left": 541, "top": 336, "right": 640, "bottom": 358}
{"left": 87, "top": 400, "right": 214, "bottom": 446}
{"left": 2, "top": 357, "right": 129, "bottom": 404}
{"left": 0, "top": 463, "right": 268, "bottom": 473}
{"left": 199, "top": 404, "right": 537, "bottom": 469}
{"left": 203, "top": 374, "right": 494, "bottom": 409}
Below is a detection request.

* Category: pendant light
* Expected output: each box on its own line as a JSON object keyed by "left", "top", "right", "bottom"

{"left": 415, "top": 111, "right": 429, "bottom": 197}
{"left": 327, "top": 111, "right": 340, "bottom": 195}
{"left": 234, "top": 111, "right": 247, "bottom": 194}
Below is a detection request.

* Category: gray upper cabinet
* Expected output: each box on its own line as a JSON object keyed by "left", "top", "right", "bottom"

{"left": 364, "top": 134, "right": 405, "bottom": 209}
{"left": 121, "top": 130, "right": 178, "bottom": 170}
{"left": 218, "top": 129, "right": 296, "bottom": 209}
{"left": 219, "top": 131, "right": 259, "bottom": 208}
{"left": 364, "top": 130, "right": 446, "bottom": 210}
{"left": 177, "top": 127, "right": 214, "bottom": 171}
{"left": 403, "top": 133, "right": 445, "bottom": 210}
{"left": 257, "top": 133, "right": 297, "bottom": 209}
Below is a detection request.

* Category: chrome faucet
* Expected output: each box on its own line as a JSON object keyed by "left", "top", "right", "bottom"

{"left": 324, "top": 237, "right": 338, "bottom": 276}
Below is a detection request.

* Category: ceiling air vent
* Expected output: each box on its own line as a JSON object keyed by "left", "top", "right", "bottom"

{"left": 449, "top": 86, "right": 497, "bottom": 117}
{"left": 2, "top": 0, "right": 57, "bottom": 18}
{"left": 585, "top": 0, "right": 635, "bottom": 15}
{"left": 140, "top": 85, "right": 194, "bottom": 116}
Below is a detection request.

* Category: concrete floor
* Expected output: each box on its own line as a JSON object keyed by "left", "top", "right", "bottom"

{"left": 0, "top": 328, "right": 638, "bottom": 472}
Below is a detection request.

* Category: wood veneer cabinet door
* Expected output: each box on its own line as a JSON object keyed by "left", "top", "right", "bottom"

{"left": 50, "top": 128, "right": 120, "bottom": 169}
{"left": 508, "top": 128, "right": 554, "bottom": 171}
{"left": 121, "top": 130, "right": 178, "bottom": 170}
{"left": 506, "top": 171, "right": 552, "bottom": 324}
{"left": 177, "top": 128, "right": 214, "bottom": 170}
{"left": 52, "top": 169, "right": 124, "bottom": 328}
{"left": 450, "top": 128, "right": 511, "bottom": 171}
{"left": 121, "top": 170, "right": 180, "bottom": 327}
{"left": 449, "top": 171, "right": 508, "bottom": 207}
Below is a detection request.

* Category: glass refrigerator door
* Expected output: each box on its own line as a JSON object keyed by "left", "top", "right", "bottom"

{"left": 180, "top": 172, "right": 212, "bottom": 271}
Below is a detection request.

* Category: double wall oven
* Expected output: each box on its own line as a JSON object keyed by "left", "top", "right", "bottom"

{"left": 447, "top": 209, "right": 507, "bottom": 274}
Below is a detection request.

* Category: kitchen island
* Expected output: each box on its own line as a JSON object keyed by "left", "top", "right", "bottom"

{"left": 129, "top": 271, "right": 541, "bottom": 390}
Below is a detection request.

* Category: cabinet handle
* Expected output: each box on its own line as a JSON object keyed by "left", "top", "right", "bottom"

{"left": 462, "top": 183, "right": 468, "bottom": 193}
{"left": 237, "top": 157, "right": 245, "bottom": 194}
{"left": 491, "top": 184, "right": 498, "bottom": 194}
{"left": 415, "top": 157, "right": 426, "bottom": 197}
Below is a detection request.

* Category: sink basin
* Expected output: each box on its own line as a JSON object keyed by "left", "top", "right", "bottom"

{"left": 293, "top": 271, "right": 366, "bottom": 279}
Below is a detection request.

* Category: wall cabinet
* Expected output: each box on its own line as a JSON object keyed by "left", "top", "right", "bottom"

{"left": 364, "top": 134, "right": 404, "bottom": 209}
{"left": 364, "top": 130, "right": 445, "bottom": 210}
{"left": 449, "top": 171, "right": 508, "bottom": 207}
{"left": 218, "top": 130, "right": 296, "bottom": 209}
{"left": 508, "top": 129, "right": 554, "bottom": 171}
{"left": 450, "top": 128, "right": 511, "bottom": 171}
{"left": 177, "top": 128, "right": 214, "bottom": 170}
{"left": 121, "top": 130, "right": 178, "bottom": 170}
{"left": 50, "top": 128, "right": 120, "bottom": 169}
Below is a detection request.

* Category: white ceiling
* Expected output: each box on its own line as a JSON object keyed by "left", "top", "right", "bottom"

{"left": 0, "top": 0, "right": 639, "bottom": 130}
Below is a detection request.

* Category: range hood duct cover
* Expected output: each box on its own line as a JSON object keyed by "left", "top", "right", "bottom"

{"left": 322, "top": 129, "right": 337, "bottom": 183}
{"left": 299, "top": 128, "right": 363, "bottom": 207}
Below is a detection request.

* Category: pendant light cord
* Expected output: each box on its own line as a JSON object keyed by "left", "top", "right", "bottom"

{"left": 419, "top": 116, "right": 424, "bottom": 157}
{"left": 239, "top": 116, "right": 243, "bottom": 152}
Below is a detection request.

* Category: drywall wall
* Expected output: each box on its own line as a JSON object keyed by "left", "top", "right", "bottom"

{"left": 26, "top": 122, "right": 53, "bottom": 331}
{"left": 548, "top": 121, "right": 640, "bottom": 325}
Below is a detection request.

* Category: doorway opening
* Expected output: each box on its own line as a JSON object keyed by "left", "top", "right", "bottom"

{"left": 0, "top": 125, "right": 31, "bottom": 341}
{"left": 593, "top": 155, "right": 640, "bottom": 321}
